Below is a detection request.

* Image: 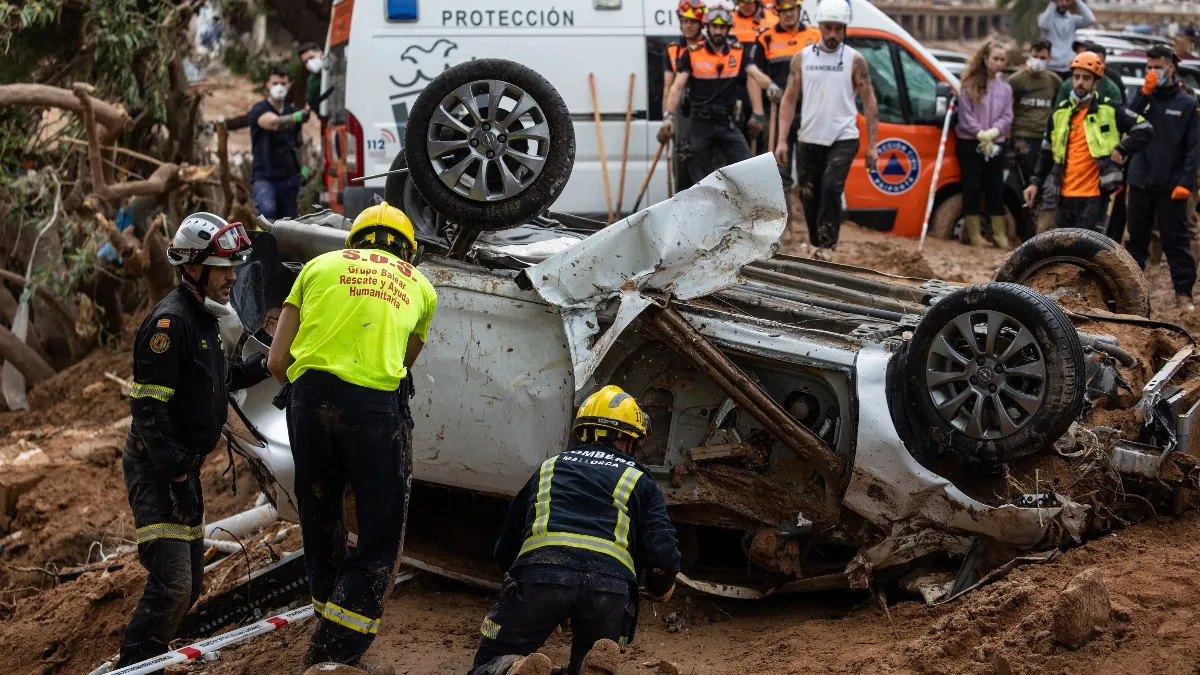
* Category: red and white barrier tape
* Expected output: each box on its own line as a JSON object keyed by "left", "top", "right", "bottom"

{"left": 99, "top": 604, "right": 314, "bottom": 675}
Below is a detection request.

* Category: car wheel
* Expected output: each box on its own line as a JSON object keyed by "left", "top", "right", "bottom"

{"left": 384, "top": 150, "right": 444, "bottom": 243}
{"left": 993, "top": 228, "right": 1150, "bottom": 317}
{"left": 403, "top": 58, "right": 575, "bottom": 231}
{"left": 928, "top": 194, "right": 1019, "bottom": 246}
{"left": 904, "top": 283, "right": 1085, "bottom": 467}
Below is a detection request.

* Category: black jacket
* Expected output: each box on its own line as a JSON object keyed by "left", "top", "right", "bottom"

{"left": 1126, "top": 82, "right": 1200, "bottom": 192}
{"left": 126, "top": 287, "right": 269, "bottom": 477}
{"left": 495, "top": 444, "right": 680, "bottom": 593}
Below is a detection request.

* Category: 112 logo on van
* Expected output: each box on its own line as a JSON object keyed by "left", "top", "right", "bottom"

{"left": 867, "top": 138, "right": 921, "bottom": 195}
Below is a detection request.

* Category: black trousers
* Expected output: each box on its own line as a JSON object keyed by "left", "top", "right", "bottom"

{"left": 799, "top": 139, "right": 860, "bottom": 248}
{"left": 1056, "top": 195, "right": 1109, "bottom": 232}
{"left": 956, "top": 138, "right": 1007, "bottom": 217}
{"left": 672, "top": 114, "right": 696, "bottom": 194}
{"left": 117, "top": 439, "right": 206, "bottom": 668}
{"left": 287, "top": 370, "right": 412, "bottom": 665}
{"left": 687, "top": 115, "right": 751, "bottom": 185}
{"left": 780, "top": 116, "right": 801, "bottom": 188}
{"left": 471, "top": 564, "right": 635, "bottom": 675}
{"left": 1126, "top": 186, "right": 1198, "bottom": 297}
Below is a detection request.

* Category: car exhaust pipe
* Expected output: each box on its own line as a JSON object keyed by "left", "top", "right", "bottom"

{"left": 260, "top": 216, "right": 347, "bottom": 262}
{"left": 204, "top": 503, "right": 278, "bottom": 541}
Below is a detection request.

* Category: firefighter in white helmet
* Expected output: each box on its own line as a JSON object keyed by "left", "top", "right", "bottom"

{"left": 115, "top": 213, "right": 271, "bottom": 667}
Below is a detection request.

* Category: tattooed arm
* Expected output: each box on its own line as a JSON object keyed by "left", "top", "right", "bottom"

{"left": 774, "top": 51, "right": 804, "bottom": 165}
{"left": 853, "top": 53, "right": 879, "bottom": 169}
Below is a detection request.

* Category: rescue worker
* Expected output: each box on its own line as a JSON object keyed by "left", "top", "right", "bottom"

{"left": 774, "top": 0, "right": 880, "bottom": 260}
{"left": 660, "top": 3, "right": 783, "bottom": 185}
{"left": 731, "top": 0, "right": 776, "bottom": 146}
{"left": 267, "top": 202, "right": 438, "bottom": 673}
{"left": 1053, "top": 42, "right": 1123, "bottom": 106}
{"left": 469, "top": 385, "right": 680, "bottom": 675}
{"left": 250, "top": 66, "right": 311, "bottom": 221}
{"left": 1024, "top": 52, "right": 1155, "bottom": 233}
{"left": 1124, "top": 45, "right": 1200, "bottom": 310}
{"left": 664, "top": 0, "right": 708, "bottom": 193}
{"left": 747, "top": 0, "right": 821, "bottom": 185}
{"left": 115, "top": 213, "right": 271, "bottom": 668}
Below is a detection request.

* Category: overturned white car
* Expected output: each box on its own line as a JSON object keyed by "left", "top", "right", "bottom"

{"left": 222, "top": 60, "right": 1200, "bottom": 602}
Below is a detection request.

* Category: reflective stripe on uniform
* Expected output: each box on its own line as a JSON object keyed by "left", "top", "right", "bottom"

{"left": 315, "top": 599, "right": 380, "bottom": 635}
{"left": 480, "top": 616, "right": 501, "bottom": 640}
{"left": 532, "top": 456, "right": 558, "bottom": 536}
{"left": 129, "top": 382, "right": 176, "bottom": 402}
{"left": 135, "top": 522, "right": 204, "bottom": 544}
{"left": 519, "top": 532, "right": 636, "bottom": 575}
{"left": 611, "top": 466, "right": 643, "bottom": 552}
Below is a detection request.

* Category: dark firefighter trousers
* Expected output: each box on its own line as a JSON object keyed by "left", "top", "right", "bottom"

{"left": 687, "top": 114, "right": 751, "bottom": 186}
{"left": 116, "top": 438, "right": 205, "bottom": 668}
{"left": 1055, "top": 195, "right": 1109, "bottom": 233}
{"left": 1126, "top": 186, "right": 1198, "bottom": 298}
{"left": 471, "top": 564, "right": 636, "bottom": 675}
{"left": 799, "top": 139, "right": 861, "bottom": 249}
{"left": 286, "top": 370, "right": 413, "bottom": 665}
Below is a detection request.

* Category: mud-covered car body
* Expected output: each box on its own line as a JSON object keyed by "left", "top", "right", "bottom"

{"left": 224, "top": 62, "right": 1200, "bottom": 600}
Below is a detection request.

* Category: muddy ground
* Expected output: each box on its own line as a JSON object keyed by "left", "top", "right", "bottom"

{"left": 1, "top": 222, "right": 1198, "bottom": 674}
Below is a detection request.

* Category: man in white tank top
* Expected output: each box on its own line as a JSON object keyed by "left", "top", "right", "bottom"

{"left": 773, "top": 0, "right": 879, "bottom": 260}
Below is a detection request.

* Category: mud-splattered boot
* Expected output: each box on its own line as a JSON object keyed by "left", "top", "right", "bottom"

{"left": 990, "top": 215, "right": 1010, "bottom": 249}
{"left": 579, "top": 639, "right": 620, "bottom": 675}
{"left": 506, "top": 653, "right": 553, "bottom": 675}
{"left": 963, "top": 215, "right": 985, "bottom": 247}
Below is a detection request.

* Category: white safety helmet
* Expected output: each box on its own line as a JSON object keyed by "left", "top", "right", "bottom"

{"left": 166, "top": 212, "right": 252, "bottom": 267}
{"left": 813, "top": 0, "right": 852, "bottom": 26}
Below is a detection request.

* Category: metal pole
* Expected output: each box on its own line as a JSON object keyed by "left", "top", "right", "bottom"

{"left": 919, "top": 96, "right": 956, "bottom": 251}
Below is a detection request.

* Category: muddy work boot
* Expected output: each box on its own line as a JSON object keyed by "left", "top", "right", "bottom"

{"left": 989, "top": 215, "right": 1010, "bottom": 249}
{"left": 963, "top": 214, "right": 985, "bottom": 247}
{"left": 1177, "top": 293, "right": 1196, "bottom": 312}
{"left": 579, "top": 639, "right": 621, "bottom": 675}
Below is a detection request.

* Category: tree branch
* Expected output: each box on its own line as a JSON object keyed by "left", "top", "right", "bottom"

{"left": 217, "top": 122, "right": 233, "bottom": 218}
{"left": 72, "top": 83, "right": 110, "bottom": 200}
{"left": 0, "top": 84, "right": 130, "bottom": 137}
{"left": 0, "top": 323, "right": 56, "bottom": 385}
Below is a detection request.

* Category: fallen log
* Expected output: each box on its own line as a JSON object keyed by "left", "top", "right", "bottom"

{"left": 0, "top": 83, "right": 131, "bottom": 141}
{"left": 0, "top": 323, "right": 55, "bottom": 385}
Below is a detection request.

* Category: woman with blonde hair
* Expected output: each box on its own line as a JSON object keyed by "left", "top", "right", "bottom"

{"left": 955, "top": 40, "right": 1014, "bottom": 248}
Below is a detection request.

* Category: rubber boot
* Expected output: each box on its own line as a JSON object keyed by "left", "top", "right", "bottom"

{"left": 990, "top": 215, "right": 1010, "bottom": 249}
{"left": 579, "top": 639, "right": 620, "bottom": 675}
{"left": 507, "top": 653, "right": 553, "bottom": 675}
{"left": 963, "top": 215, "right": 985, "bottom": 247}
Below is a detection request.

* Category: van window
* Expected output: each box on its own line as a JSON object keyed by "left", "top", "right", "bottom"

{"left": 898, "top": 48, "right": 940, "bottom": 125}
{"left": 847, "top": 38, "right": 904, "bottom": 124}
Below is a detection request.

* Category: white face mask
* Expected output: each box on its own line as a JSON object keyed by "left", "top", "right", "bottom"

{"left": 305, "top": 57, "right": 324, "bottom": 74}
{"left": 269, "top": 83, "right": 288, "bottom": 101}
{"left": 1027, "top": 57, "right": 1047, "bottom": 73}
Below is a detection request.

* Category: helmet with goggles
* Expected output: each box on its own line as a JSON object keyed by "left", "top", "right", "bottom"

{"left": 167, "top": 212, "right": 252, "bottom": 267}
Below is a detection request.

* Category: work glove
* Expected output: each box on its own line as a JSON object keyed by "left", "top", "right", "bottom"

{"left": 1173, "top": 186, "right": 1192, "bottom": 200}
{"left": 657, "top": 115, "right": 674, "bottom": 144}
{"left": 748, "top": 112, "right": 766, "bottom": 137}
{"left": 300, "top": 166, "right": 313, "bottom": 181}
{"left": 246, "top": 352, "right": 270, "bottom": 379}
{"left": 766, "top": 83, "right": 783, "bottom": 103}
{"left": 1143, "top": 69, "right": 1160, "bottom": 95}
{"left": 976, "top": 128, "right": 1000, "bottom": 143}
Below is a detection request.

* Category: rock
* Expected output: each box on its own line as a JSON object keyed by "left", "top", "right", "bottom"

{"left": 304, "top": 664, "right": 366, "bottom": 675}
{"left": 11, "top": 447, "right": 47, "bottom": 467}
{"left": 70, "top": 438, "right": 121, "bottom": 465}
{"left": 652, "top": 659, "right": 681, "bottom": 675}
{"left": 1052, "top": 568, "right": 1111, "bottom": 649}
{"left": 83, "top": 381, "right": 106, "bottom": 397}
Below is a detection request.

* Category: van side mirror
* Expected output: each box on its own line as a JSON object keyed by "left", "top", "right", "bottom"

{"left": 935, "top": 82, "right": 954, "bottom": 119}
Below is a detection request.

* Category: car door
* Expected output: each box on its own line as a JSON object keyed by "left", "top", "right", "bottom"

{"left": 843, "top": 32, "right": 959, "bottom": 238}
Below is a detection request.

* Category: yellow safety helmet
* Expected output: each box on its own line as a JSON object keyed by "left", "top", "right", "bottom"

{"left": 572, "top": 385, "right": 649, "bottom": 444}
{"left": 346, "top": 201, "right": 417, "bottom": 259}
{"left": 775, "top": 0, "right": 800, "bottom": 10}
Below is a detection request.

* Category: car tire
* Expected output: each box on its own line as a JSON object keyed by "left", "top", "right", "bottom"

{"left": 929, "top": 193, "right": 1019, "bottom": 246}
{"left": 403, "top": 58, "right": 575, "bottom": 231}
{"left": 384, "top": 150, "right": 443, "bottom": 244}
{"left": 904, "top": 283, "right": 1085, "bottom": 467}
{"left": 993, "top": 228, "right": 1150, "bottom": 317}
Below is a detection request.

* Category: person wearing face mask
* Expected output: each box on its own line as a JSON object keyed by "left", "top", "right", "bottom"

{"left": 249, "top": 66, "right": 310, "bottom": 221}
{"left": 298, "top": 42, "right": 327, "bottom": 113}
{"left": 660, "top": 2, "right": 783, "bottom": 186}
{"left": 1054, "top": 41, "right": 1123, "bottom": 107}
{"left": 955, "top": 41, "right": 1014, "bottom": 249}
{"left": 1024, "top": 52, "right": 1154, "bottom": 233}
{"left": 1124, "top": 45, "right": 1200, "bottom": 311}
{"left": 1008, "top": 40, "right": 1062, "bottom": 195}
{"left": 1038, "top": 0, "right": 1095, "bottom": 78}
{"left": 664, "top": 0, "right": 708, "bottom": 193}
{"left": 113, "top": 213, "right": 271, "bottom": 669}
{"left": 773, "top": 0, "right": 879, "bottom": 260}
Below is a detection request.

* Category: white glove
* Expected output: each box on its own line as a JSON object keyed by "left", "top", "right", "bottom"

{"left": 977, "top": 128, "right": 1000, "bottom": 143}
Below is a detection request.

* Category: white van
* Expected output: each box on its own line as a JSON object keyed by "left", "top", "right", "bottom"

{"left": 322, "top": 0, "right": 962, "bottom": 236}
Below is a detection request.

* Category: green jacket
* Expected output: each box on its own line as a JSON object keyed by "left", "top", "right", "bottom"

{"left": 1031, "top": 95, "right": 1155, "bottom": 194}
